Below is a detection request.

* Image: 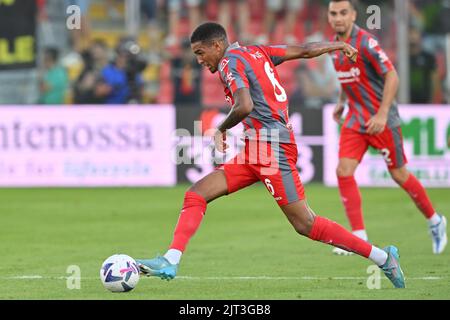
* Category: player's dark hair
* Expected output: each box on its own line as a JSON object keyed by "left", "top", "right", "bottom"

{"left": 190, "top": 22, "right": 228, "bottom": 44}
{"left": 329, "top": 0, "right": 356, "bottom": 10}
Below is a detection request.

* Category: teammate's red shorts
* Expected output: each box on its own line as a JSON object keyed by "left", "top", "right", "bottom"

{"left": 339, "top": 126, "right": 408, "bottom": 169}
{"left": 216, "top": 140, "right": 305, "bottom": 206}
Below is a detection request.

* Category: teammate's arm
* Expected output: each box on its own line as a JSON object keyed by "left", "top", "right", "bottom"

{"left": 365, "top": 69, "right": 399, "bottom": 135}
{"left": 333, "top": 88, "right": 347, "bottom": 123}
{"left": 282, "top": 42, "right": 358, "bottom": 62}
{"left": 362, "top": 36, "right": 399, "bottom": 135}
{"left": 214, "top": 88, "right": 254, "bottom": 152}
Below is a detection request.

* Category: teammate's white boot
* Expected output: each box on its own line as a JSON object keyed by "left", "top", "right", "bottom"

{"left": 430, "top": 215, "right": 447, "bottom": 254}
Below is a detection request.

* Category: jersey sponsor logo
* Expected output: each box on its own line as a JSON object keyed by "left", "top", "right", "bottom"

{"left": 219, "top": 58, "right": 229, "bottom": 72}
{"left": 336, "top": 67, "right": 361, "bottom": 84}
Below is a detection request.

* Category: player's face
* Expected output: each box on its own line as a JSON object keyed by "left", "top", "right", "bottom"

{"left": 328, "top": 1, "right": 356, "bottom": 36}
{"left": 191, "top": 40, "right": 223, "bottom": 74}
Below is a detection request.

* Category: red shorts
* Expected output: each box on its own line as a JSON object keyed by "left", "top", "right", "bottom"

{"left": 339, "top": 126, "right": 408, "bottom": 169}
{"left": 217, "top": 141, "right": 305, "bottom": 206}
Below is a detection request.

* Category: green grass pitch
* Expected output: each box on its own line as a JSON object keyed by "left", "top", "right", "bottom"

{"left": 0, "top": 184, "right": 449, "bottom": 299}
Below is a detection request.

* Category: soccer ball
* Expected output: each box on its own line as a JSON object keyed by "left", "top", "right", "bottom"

{"left": 100, "top": 254, "right": 140, "bottom": 292}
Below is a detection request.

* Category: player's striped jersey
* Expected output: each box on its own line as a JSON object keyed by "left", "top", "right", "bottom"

{"left": 218, "top": 42, "right": 295, "bottom": 144}
{"left": 330, "top": 24, "right": 401, "bottom": 133}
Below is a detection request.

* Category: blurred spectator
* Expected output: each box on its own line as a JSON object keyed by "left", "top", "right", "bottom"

{"left": 409, "top": 28, "right": 441, "bottom": 104}
{"left": 171, "top": 38, "right": 202, "bottom": 107}
{"left": 73, "top": 39, "right": 110, "bottom": 104}
{"left": 410, "top": 0, "right": 450, "bottom": 36}
{"left": 38, "top": 47, "right": 69, "bottom": 104}
{"left": 0, "top": 0, "right": 40, "bottom": 104}
{"left": 218, "top": 0, "right": 251, "bottom": 44}
{"left": 38, "top": 0, "right": 69, "bottom": 56}
{"left": 292, "top": 54, "right": 339, "bottom": 110}
{"left": 409, "top": 0, "right": 425, "bottom": 31}
{"left": 38, "top": 0, "right": 88, "bottom": 83}
{"left": 98, "top": 38, "right": 147, "bottom": 104}
{"left": 64, "top": 0, "right": 92, "bottom": 53}
{"left": 141, "top": 0, "right": 162, "bottom": 64}
{"left": 105, "top": 0, "right": 122, "bottom": 20}
{"left": 289, "top": 66, "right": 307, "bottom": 109}
{"left": 256, "top": 0, "right": 305, "bottom": 44}
{"left": 355, "top": 0, "right": 397, "bottom": 55}
{"left": 165, "top": 0, "right": 203, "bottom": 48}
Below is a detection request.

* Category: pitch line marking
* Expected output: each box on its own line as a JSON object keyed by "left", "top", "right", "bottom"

{"left": 2, "top": 275, "right": 444, "bottom": 280}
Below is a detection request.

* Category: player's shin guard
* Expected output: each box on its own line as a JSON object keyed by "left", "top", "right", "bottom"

{"left": 401, "top": 174, "right": 435, "bottom": 219}
{"left": 309, "top": 216, "right": 372, "bottom": 258}
{"left": 337, "top": 176, "right": 365, "bottom": 231}
{"left": 169, "top": 191, "right": 207, "bottom": 252}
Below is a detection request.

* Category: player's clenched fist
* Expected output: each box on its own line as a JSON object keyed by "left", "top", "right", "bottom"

{"left": 342, "top": 43, "right": 358, "bottom": 63}
{"left": 214, "top": 130, "right": 228, "bottom": 153}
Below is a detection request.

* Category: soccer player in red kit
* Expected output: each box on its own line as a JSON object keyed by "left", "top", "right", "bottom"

{"left": 327, "top": 0, "right": 447, "bottom": 255}
{"left": 137, "top": 22, "right": 406, "bottom": 288}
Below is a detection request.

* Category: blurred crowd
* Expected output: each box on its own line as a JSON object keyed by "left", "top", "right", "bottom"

{"left": 0, "top": 0, "right": 449, "bottom": 107}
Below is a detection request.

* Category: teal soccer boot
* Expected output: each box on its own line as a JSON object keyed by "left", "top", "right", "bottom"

{"left": 136, "top": 256, "right": 178, "bottom": 281}
{"left": 379, "top": 245, "right": 406, "bottom": 288}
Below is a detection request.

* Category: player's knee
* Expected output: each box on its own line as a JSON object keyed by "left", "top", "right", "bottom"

{"left": 293, "top": 215, "right": 315, "bottom": 236}
{"left": 336, "top": 159, "right": 358, "bottom": 177}
{"left": 390, "top": 168, "right": 409, "bottom": 185}
{"left": 293, "top": 221, "right": 313, "bottom": 236}
{"left": 187, "top": 184, "right": 206, "bottom": 199}
{"left": 336, "top": 165, "right": 354, "bottom": 177}
{"left": 187, "top": 184, "right": 217, "bottom": 203}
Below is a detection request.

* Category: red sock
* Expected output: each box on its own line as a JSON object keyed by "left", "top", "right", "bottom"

{"left": 309, "top": 216, "right": 372, "bottom": 258}
{"left": 401, "top": 174, "right": 435, "bottom": 219}
{"left": 337, "top": 176, "right": 364, "bottom": 231}
{"left": 169, "top": 191, "right": 207, "bottom": 252}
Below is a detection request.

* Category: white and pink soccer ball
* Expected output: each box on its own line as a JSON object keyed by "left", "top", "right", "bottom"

{"left": 100, "top": 254, "right": 140, "bottom": 292}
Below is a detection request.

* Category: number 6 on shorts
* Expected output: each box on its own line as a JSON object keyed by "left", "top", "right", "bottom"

{"left": 264, "top": 178, "right": 275, "bottom": 195}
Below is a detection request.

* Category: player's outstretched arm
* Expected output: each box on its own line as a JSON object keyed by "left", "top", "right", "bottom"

{"left": 282, "top": 41, "right": 358, "bottom": 62}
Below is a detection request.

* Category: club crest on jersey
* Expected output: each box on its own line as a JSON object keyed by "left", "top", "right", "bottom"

{"left": 219, "top": 58, "right": 229, "bottom": 72}
{"left": 250, "top": 51, "right": 263, "bottom": 60}
{"left": 368, "top": 38, "right": 378, "bottom": 49}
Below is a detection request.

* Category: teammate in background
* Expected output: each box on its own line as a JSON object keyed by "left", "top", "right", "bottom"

{"left": 327, "top": 0, "right": 447, "bottom": 255}
{"left": 137, "top": 22, "right": 406, "bottom": 288}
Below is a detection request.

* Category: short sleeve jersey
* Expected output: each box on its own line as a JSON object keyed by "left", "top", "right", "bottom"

{"left": 218, "top": 42, "right": 295, "bottom": 144}
{"left": 330, "top": 25, "right": 401, "bottom": 132}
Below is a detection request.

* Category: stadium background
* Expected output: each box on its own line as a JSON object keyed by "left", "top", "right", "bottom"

{"left": 0, "top": 0, "right": 449, "bottom": 300}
